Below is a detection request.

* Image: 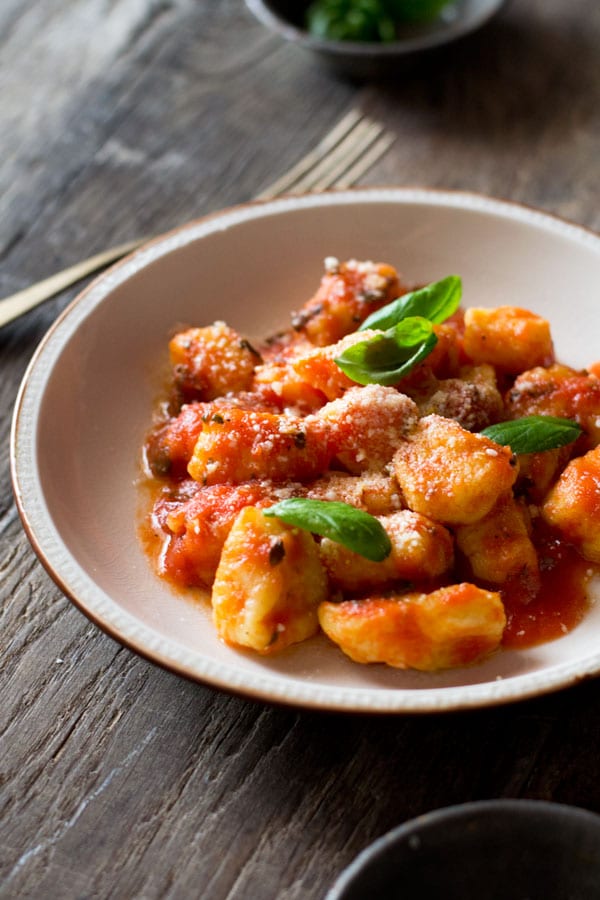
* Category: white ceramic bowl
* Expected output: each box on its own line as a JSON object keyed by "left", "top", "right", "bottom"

{"left": 11, "top": 188, "right": 600, "bottom": 713}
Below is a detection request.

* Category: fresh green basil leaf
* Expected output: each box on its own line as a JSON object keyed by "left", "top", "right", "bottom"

{"left": 335, "top": 316, "right": 437, "bottom": 386}
{"left": 383, "top": 0, "right": 452, "bottom": 24}
{"left": 306, "top": 0, "right": 396, "bottom": 42}
{"left": 263, "top": 498, "right": 392, "bottom": 562}
{"left": 481, "top": 416, "right": 583, "bottom": 454}
{"left": 360, "top": 275, "right": 462, "bottom": 332}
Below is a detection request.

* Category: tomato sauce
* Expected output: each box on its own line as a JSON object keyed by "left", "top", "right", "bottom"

{"left": 143, "top": 459, "right": 596, "bottom": 650}
{"left": 139, "top": 258, "right": 600, "bottom": 667}
{"left": 501, "top": 523, "right": 594, "bottom": 648}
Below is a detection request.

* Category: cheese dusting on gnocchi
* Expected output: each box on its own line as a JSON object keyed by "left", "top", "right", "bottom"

{"left": 142, "top": 258, "right": 600, "bottom": 671}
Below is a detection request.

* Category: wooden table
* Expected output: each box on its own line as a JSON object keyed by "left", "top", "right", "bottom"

{"left": 2, "top": 1, "right": 599, "bottom": 896}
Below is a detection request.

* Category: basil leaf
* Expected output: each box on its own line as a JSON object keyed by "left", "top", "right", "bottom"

{"left": 335, "top": 316, "right": 437, "bottom": 386}
{"left": 481, "top": 416, "right": 583, "bottom": 454}
{"left": 384, "top": 0, "right": 452, "bottom": 24}
{"left": 306, "top": 0, "right": 396, "bottom": 42}
{"left": 359, "top": 275, "right": 461, "bottom": 332}
{"left": 263, "top": 498, "right": 392, "bottom": 562}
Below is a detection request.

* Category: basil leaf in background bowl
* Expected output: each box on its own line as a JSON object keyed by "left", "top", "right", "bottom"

{"left": 481, "top": 416, "right": 583, "bottom": 454}
{"left": 307, "top": 0, "right": 397, "bottom": 42}
{"left": 385, "top": 0, "right": 454, "bottom": 23}
{"left": 335, "top": 315, "right": 437, "bottom": 385}
{"left": 264, "top": 498, "right": 392, "bottom": 562}
{"left": 360, "top": 274, "right": 461, "bottom": 331}
{"left": 306, "top": 0, "right": 454, "bottom": 42}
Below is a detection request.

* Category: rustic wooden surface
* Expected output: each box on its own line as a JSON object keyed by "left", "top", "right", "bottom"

{"left": 1, "top": 1, "right": 599, "bottom": 897}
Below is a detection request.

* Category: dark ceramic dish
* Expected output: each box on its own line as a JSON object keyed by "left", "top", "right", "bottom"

{"left": 245, "top": 0, "right": 507, "bottom": 79}
{"left": 327, "top": 800, "right": 600, "bottom": 899}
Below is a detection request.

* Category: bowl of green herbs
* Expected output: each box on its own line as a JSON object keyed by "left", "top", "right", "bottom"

{"left": 245, "top": 0, "right": 506, "bottom": 78}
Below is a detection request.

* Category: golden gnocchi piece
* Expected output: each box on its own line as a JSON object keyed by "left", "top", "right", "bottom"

{"left": 318, "top": 583, "right": 506, "bottom": 671}
{"left": 291, "top": 258, "right": 402, "bottom": 346}
{"left": 159, "top": 482, "right": 278, "bottom": 588}
{"left": 320, "top": 509, "right": 454, "bottom": 592}
{"left": 393, "top": 414, "right": 518, "bottom": 525}
{"left": 187, "top": 408, "right": 333, "bottom": 485}
{"left": 169, "top": 322, "right": 260, "bottom": 402}
{"left": 455, "top": 493, "right": 540, "bottom": 595}
{"left": 515, "top": 446, "right": 573, "bottom": 503}
{"left": 315, "top": 384, "right": 419, "bottom": 473}
{"left": 541, "top": 446, "right": 600, "bottom": 563}
{"left": 463, "top": 306, "right": 554, "bottom": 373}
{"left": 305, "top": 471, "right": 404, "bottom": 516}
{"left": 212, "top": 507, "right": 328, "bottom": 654}
{"left": 252, "top": 358, "right": 327, "bottom": 414}
{"left": 506, "top": 364, "right": 600, "bottom": 451}
{"left": 292, "top": 330, "right": 377, "bottom": 400}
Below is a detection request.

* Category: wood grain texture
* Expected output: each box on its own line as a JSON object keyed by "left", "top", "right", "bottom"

{"left": 1, "top": 1, "right": 599, "bottom": 897}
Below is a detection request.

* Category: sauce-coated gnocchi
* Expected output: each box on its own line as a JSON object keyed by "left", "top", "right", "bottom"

{"left": 143, "top": 258, "right": 600, "bottom": 671}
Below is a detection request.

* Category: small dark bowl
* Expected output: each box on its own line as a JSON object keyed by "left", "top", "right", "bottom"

{"left": 327, "top": 800, "right": 600, "bottom": 899}
{"left": 245, "top": 0, "right": 507, "bottom": 80}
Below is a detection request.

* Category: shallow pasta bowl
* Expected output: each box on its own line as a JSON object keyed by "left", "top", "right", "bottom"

{"left": 11, "top": 188, "right": 600, "bottom": 713}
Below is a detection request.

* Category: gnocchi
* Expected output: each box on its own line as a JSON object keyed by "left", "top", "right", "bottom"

{"left": 143, "top": 257, "right": 600, "bottom": 672}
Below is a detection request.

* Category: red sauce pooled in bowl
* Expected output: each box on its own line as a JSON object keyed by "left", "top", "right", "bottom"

{"left": 501, "top": 523, "right": 593, "bottom": 649}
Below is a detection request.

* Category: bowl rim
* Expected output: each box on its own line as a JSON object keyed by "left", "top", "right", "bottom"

{"left": 244, "top": 0, "right": 508, "bottom": 57}
{"left": 10, "top": 186, "right": 600, "bottom": 715}
{"left": 326, "top": 798, "right": 600, "bottom": 898}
